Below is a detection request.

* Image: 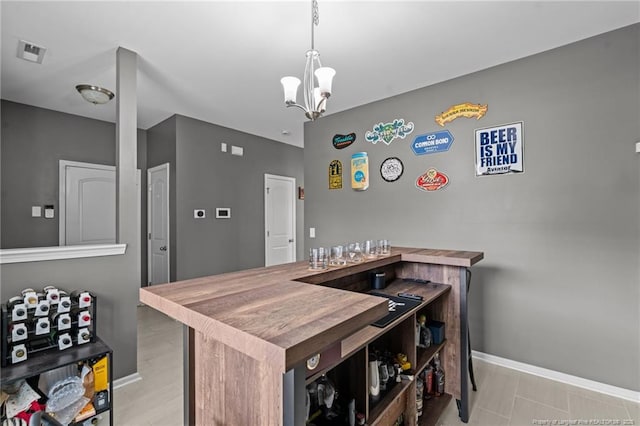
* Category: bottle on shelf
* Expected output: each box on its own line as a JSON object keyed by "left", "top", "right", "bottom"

{"left": 425, "top": 365, "right": 434, "bottom": 399}
{"left": 417, "top": 314, "right": 432, "bottom": 348}
{"left": 416, "top": 375, "right": 424, "bottom": 417}
{"left": 434, "top": 353, "right": 445, "bottom": 397}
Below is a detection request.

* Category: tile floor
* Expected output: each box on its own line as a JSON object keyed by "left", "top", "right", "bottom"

{"left": 114, "top": 305, "right": 639, "bottom": 426}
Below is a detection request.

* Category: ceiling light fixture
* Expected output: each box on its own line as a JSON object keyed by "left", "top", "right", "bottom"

{"left": 280, "top": 0, "right": 335, "bottom": 121}
{"left": 75, "top": 84, "right": 115, "bottom": 105}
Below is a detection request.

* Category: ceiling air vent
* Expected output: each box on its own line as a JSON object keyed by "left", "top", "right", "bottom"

{"left": 17, "top": 40, "right": 46, "bottom": 64}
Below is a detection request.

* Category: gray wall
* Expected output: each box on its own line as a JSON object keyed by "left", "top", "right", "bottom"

{"left": 1, "top": 101, "right": 113, "bottom": 248}
{"left": 304, "top": 24, "right": 639, "bottom": 391}
{"left": 0, "top": 101, "right": 149, "bottom": 284}
{"left": 154, "top": 114, "right": 304, "bottom": 280}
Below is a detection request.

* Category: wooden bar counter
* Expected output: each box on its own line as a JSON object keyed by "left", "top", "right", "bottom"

{"left": 140, "top": 247, "right": 483, "bottom": 425}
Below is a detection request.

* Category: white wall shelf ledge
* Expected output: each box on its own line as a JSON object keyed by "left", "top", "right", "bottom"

{"left": 0, "top": 244, "right": 127, "bottom": 264}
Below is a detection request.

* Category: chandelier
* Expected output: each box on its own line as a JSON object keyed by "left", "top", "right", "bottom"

{"left": 280, "top": 0, "right": 335, "bottom": 121}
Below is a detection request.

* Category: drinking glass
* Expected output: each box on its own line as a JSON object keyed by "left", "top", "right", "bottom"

{"left": 330, "top": 245, "right": 347, "bottom": 266}
{"left": 309, "top": 247, "right": 328, "bottom": 270}
{"left": 363, "top": 240, "right": 377, "bottom": 259}
{"left": 378, "top": 239, "right": 390, "bottom": 256}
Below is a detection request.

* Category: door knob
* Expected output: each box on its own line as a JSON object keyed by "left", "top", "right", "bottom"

{"left": 160, "top": 246, "right": 167, "bottom": 251}
{"left": 288, "top": 239, "right": 294, "bottom": 243}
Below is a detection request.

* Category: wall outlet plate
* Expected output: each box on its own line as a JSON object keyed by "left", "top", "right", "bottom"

{"left": 194, "top": 209, "right": 206, "bottom": 219}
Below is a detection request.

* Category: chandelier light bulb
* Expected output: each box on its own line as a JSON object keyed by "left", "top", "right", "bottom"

{"left": 280, "top": 77, "right": 301, "bottom": 104}
{"left": 315, "top": 67, "right": 335, "bottom": 96}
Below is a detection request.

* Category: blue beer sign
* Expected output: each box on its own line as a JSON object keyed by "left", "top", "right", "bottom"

{"left": 411, "top": 130, "right": 454, "bottom": 155}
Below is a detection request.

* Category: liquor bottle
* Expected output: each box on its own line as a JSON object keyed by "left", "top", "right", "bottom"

{"left": 416, "top": 375, "right": 424, "bottom": 417}
{"left": 434, "top": 353, "right": 445, "bottom": 397}
{"left": 425, "top": 365, "right": 434, "bottom": 399}
{"left": 417, "top": 314, "right": 432, "bottom": 348}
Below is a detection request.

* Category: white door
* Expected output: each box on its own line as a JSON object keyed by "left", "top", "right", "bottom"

{"left": 59, "top": 161, "right": 115, "bottom": 246}
{"left": 265, "top": 174, "right": 296, "bottom": 266}
{"left": 148, "top": 164, "right": 170, "bottom": 285}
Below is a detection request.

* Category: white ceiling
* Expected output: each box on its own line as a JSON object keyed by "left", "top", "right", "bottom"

{"left": 2, "top": 1, "right": 638, "bottom": 148}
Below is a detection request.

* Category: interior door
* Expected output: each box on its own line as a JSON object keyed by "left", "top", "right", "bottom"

{"left": 147, "top": 163, "right": 170, "bottom": 285}
{"left": 59, "top": 161, "right": 116, "bottom": 246}
{"left": 264, "top": 174, "right": 296, "bottom": 266}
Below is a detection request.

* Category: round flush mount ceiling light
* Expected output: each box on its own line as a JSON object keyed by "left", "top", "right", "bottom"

{"left": 75, "top": 84, "right": 115, "bottom": 105}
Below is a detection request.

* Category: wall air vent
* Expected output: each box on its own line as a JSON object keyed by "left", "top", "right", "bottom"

{"left": 17, "top": 40, "right": 46, "bottom": 64}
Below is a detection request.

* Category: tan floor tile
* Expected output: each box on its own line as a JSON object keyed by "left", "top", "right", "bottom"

{"left": 468, "top": 407, "right": 510, "bottom": 425}
{"left": 624, "top": 399, "right": 640, "bottom": 423}
{"left": 510, "top": 396, "right": 571, "bottom": 426}
{"left": 516, "top": 372, "right": 569, "bottom": 411}
{"left": 566, "top": 384, "right": 628, "bottom": 408}
{"left": 568, "top": 393, "right": 632, "bottom": 422}
{"left": 473, "top": 366, "right": 519, "bottom": 417}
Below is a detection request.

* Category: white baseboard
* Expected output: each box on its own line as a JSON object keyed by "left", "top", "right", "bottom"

{"left": 472, "top": 351, "right": 640, "bottom": 403}
{"left": 113, "top": 372, "right": 142, "bottom": 390}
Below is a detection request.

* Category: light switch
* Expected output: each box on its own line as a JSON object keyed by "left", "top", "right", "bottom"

{"left": 32, "top": 206, "right": 42, "bottom": 217}
{"left": 309, "top": 227, "right": 316, "bottom": 238}
{"left": 231, "top": 146, "right": 244, "bottom": 156}
{"left": 221, "top": 142, "right": 227, "bottom": 152}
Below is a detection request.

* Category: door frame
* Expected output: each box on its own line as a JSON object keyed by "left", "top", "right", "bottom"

{"left": 58, "top": 160, "right": 116, "bottom": 246}
{"left": 264, "top": 174, "right": 296, "bottom": 266}
{"left": 147, "top": 163, "right": 170, "bottom": 285}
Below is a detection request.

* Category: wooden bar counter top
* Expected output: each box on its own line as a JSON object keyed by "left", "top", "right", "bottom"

{"left": 140, "top": 247, "right": 483, "bottom": 425}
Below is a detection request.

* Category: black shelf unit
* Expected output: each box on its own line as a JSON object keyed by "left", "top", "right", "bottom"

{"left": 0, "top": 337, "right": 113, "bottom": 426}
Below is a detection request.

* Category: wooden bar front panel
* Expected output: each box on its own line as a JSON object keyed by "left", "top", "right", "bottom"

{"left": 194, "top": 330, "right": 282, "bottom": 425}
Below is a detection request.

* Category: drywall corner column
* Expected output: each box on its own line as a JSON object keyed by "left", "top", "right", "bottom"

{"left": 116, "top": 47, "right": 138, "bottom": 243}
{"left": 114, "top": 46, "right": 140, "bottom": 375}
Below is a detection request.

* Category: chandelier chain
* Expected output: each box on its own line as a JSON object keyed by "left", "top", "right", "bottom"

{"left": 311, "top": 0, "right": 319, "bottom": 50}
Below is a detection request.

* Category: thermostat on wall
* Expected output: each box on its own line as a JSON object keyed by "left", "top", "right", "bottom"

{"left": 216, "top": 208, "right": 231, "bottom": 219}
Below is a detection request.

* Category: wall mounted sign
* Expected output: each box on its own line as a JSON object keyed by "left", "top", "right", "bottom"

{"left": 411, "top": 130, "right": 454, "bottom": 155}
{"left": 332, "top": 133, "right": 356, "bottom": 149}
{"left": 475, "top": 121, "right": 524, "bottom": 176}
{"left": 380, "top": 157, "right": 404, "bottom": 182}
{"left": 329, "top": 160, "right": 343, "bottom": 189}
{"left": 416, "top": 168, "right": 449, "bottom": 191}
{"left": 365, "top": 119, "right": 414, "bottom": 145}
{"left": 351, "top": 152, "right": 369, "bottom": 191}
{"left": 435, "top": 103, "right": 488, "bottom": 127}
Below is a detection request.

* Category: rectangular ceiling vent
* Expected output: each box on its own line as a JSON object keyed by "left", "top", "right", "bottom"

{"left": 17, "top": 40, "right": 46, "bottom": 64}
